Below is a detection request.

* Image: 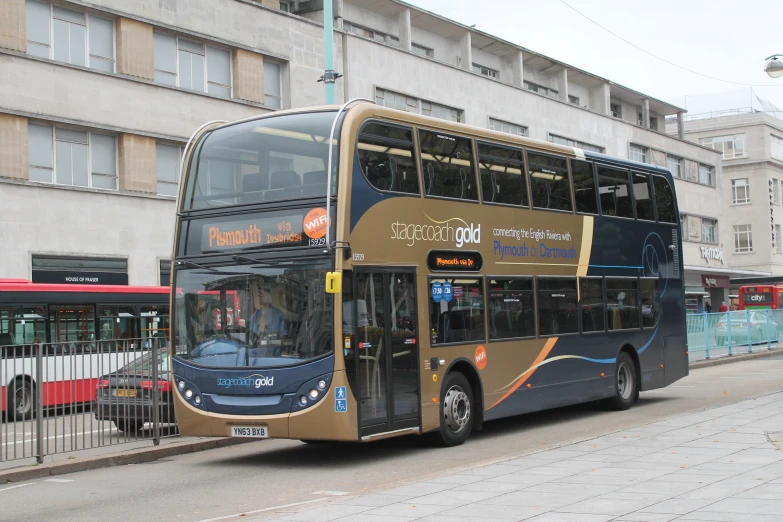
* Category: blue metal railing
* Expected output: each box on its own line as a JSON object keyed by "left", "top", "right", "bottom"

{"left": 686, "top": 310, "right": 782, "bottom": 361}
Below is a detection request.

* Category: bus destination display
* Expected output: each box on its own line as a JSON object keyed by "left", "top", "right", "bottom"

{"left": 427, "top": 250, "right": 482, "bottom": 272}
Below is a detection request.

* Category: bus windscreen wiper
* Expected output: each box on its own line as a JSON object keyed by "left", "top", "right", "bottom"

{"left": 176, "top": 260, "right": 219, "bottom": 272}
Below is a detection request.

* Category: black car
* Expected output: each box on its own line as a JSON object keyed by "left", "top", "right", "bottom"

{"left": 94, "top": 349, "right": 175, "bottom": 433}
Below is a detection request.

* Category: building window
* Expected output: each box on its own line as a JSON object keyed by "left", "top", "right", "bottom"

{"left": 732, "top": 178, "right": 750, "bottom": 204}
{"left": 279, "top": 1, "right": 293, "bottom": 12}
{"left": 411, "top": 43, "right": 434, "bottom": 58}
{"left": 568, "top": 95, "right": 580, "bottom": 106}
{"left": 772, "top": 134, "right": 783, "bottom": 161}
{"left": 773, "top": 178, "right": 780, "bottom": 205}
{"left": 777, "top": 224, "right": 782, "bottom": 254}
{"left": 698, "top": 164, "right": 715, "bottom": 186}
{"left": 611, "top": 103, "right": 621, "bottom": 118}
{"left": 472, "top": 63, "right": 498, "bottom": 79}
{"left": 701, "top": 218, "right": 717, "bottom": 244}
{"left": 629, "top": 144, "right": 648, "bottom": 163}
{"left": 700, "top": 134, "right": 746, "bottom": 159}
{"left": 489, "top": 118, "right": 527, "bottom": 137}
{"left": 343, "top": 21, "right": 399, "bottom": 47}
{"left": 264, "top": 61, "right": 282, "bottom": 108}
{"left": 156, "top": 143, "right": 182, "bottom": 196}
{"left": 549, "top": 134, "right": 604, "bottom": 153}
{"left": 376, "top": 88, "right": 462, "bottom": 122}
{"left": 666, "top": 155, "right": 683, "bottom": 178}
{"left": 153, "top": 32, "right": 231, "bottom": 97}
{"left": 25, "top": 0, "right": 115, "bottom": 72}
{"left": 637, "top": 112, "right": 644, "bottom": 126}
{"left": 524, "top": 81, "right": 558, "bottom": 99}
{"left": 680, "top": 214, "right": 687, "bottom": 236}
{"left": 28, "top": 123, "right": 117, "bottom": 190}
{"left": 734, "top": 225, "right": 753, "bottom": 253}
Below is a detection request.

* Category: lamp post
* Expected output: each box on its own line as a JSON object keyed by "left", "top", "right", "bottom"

{"left": 764, "top": 55, "right": 783, "bottom": 79}
{"left": 319, "top": 0, "right": 342, "bottom": 104}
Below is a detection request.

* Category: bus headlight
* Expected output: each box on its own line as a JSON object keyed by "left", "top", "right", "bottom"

{"left": 317, "top": 380, "right": 327, "bottom": 391}
{"left": 178, "top": 381, "right": 186, "bottom": 391}
{"left": 299, "top": 395, "right": 308, "bottom": 406}
{"left": 291, "top": 374, "right": 332, "bottom": 412}
{"left": 308, "top": 389, "right": 319, "bottom": 400}
{"left": 194, "top": 395, "right": 202, "bottom": 405}
{"left": 185, "top": 389, "right": 193, "bottom": 399}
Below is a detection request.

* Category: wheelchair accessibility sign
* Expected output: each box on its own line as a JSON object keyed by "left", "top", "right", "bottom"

{"left": 335, "top": 386, "right": 347, "bottom": 412}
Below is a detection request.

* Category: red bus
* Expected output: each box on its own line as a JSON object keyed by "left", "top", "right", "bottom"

{"left": 0, "top": 279, "right": 169, "bottom": 418}
{"left": 738, "top": 285, "right": 783, "bottom": 310}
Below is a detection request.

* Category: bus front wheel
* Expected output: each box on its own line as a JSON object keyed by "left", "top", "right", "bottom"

{"left": 9, "top": 378, "right": 35, "bottom": 421}
{"left": 606, "top": 352, "right": 638, "bottom": 411}
{"left": 435, "top": 372, "right": 474, "bottom": 447}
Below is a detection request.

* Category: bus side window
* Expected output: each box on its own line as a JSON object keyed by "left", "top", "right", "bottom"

{"left": 357, "top": 122, "right": 419, "bottom": 195}
{"left": 606, "top": 278, "right": 640, "bottom": 330}
{"left": 477, "top": 142, "right": 528, "bottom": 207}
{"left": 652, "top": 176, "right": 676, "bottom": 223}
{"left": 597, "top": 166, "right": 633, "bottom": 219}
{"left": 528, "top": 152, "right": 572, "bottom": 212}
{"left": 537, "top": 278, "right": 578, "bottom": 336}
{"left": 632, "top": 172, "right": 655, "bottom": 221}
{"left": 419, "top": 130, "right": 477, "bottom": 201}
{"left": 571, "top": 159, "right": 598, "bottom": 215}
{"left": 640, "top": 278, "right": 659, "bottom": 328}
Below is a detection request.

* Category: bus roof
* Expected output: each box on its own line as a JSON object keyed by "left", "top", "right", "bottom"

{"left": 0, "top": 281, "right": 169, "bottom": 294}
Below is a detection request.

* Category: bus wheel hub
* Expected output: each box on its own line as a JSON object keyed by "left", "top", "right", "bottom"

{"left": 443, "top": 385, "right": 470, "bottom": 433}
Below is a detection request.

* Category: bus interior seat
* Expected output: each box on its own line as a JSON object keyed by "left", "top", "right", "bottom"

{"left": 493, "top": 312, "right": 512, "bottom": 338}
{"left": 489, "top": 172, "right": 499, "bottom": 202}
{"left": 425, "top": 163, "right": 435, "bottom": 195}
{"left": 267, "top": 170, "right": 302, "bottom": 199}
{"left": 241, "top": 173, "right": 266, "bottom": 203}
{"left": 302, "top": 170, "right": 327, "bottom": 196}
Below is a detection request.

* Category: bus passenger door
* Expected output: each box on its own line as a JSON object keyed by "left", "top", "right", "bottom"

{"left": 354, "top": 269, "right": 420, "bottom": 438}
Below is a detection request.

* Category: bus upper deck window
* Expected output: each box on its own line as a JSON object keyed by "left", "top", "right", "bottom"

{"left": 571, "top": 159, "right": 598, "bottom": 215}
{"left": 597, "top": 166, "right": 633, "bottom": 219}
{"left": 357, "top": 122, "right": 419, "bottom": 195}
{"left": 633, "top": 172, "right": 655, "bottom": 221}
{"left": 419, "top": 130, "right": 477, "bottom": 201}
{"left": 652, "top": 176, "right": 676, "bottom": 223}
{"left": 528, "top": 152, "right": 572, "bottom": 212}
{"left": 477, "top": 142, "right": 528, "bottom": 207}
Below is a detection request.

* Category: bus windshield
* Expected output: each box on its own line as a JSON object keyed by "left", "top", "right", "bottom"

{"left": 173, "top": 259, "right": 333, "bottom": 368}
{"left": 184, "top": 111, "right": 339, "bottom": 210}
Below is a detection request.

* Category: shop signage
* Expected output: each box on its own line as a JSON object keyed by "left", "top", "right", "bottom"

{"left": 700, "top": 246, "right": 724, "bottom": 264}
{"left": 32, "top": 270, "right": 129, "bottom": 286}
{"left": 701, "top": 275, "right": 729, "bottom": 288}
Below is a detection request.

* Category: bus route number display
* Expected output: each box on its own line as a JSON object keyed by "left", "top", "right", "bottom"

{"left": 427, "top": 250, "right": 483, "bottom": 272}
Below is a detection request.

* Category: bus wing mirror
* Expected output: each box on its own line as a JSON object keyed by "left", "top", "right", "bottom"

{"left": 325, "top": 272, "right": 342, "bottom": 294}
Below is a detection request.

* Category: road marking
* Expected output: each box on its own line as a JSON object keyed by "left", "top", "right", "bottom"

{"left": 1, "top": 428, "right": 117, "bottom": 447}
{"left": 193, "top": 498, "right": 328, "bottom": 522}
{"left": 672, "top": 385, "right": 695, "bottom": 388}
{"left": 312, "top": 490, "right": 349, "bottom": 496}
{"left": 0, "top": 483, "right": 33, "bottom": 493}
{"left": 44, "top": 479, "right": 74, "bottom": 483}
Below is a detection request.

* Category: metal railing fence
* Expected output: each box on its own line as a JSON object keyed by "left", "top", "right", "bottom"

{"left": 686, "top": 310, "right": 782, "bottom": 360}
{"left": 1, "top": 337, "right": 176, "bottom": 464}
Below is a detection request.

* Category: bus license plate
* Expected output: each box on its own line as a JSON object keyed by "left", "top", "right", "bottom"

{"left": 231, "top": 426, "right": 268, "bottom": 438}
{"left": 114, "top": 389, "right": 137, "bottom": 397}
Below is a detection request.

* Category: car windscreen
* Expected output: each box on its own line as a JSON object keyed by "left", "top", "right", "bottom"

{"left": 173, "top": 258, "right": 333, "bottom": 368}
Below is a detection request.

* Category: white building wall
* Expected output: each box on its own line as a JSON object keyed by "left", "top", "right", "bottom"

{"left": 0, "top": 182, "right": 175, "bottom": 285}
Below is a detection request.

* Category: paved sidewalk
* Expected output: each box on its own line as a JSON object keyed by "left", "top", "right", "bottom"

{"left": 260, "top": 392, "right": 783, "bottom": 522}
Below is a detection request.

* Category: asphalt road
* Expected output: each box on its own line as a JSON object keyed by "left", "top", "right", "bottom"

{"left": 2, "top": 356, "right": 782, "bottom": 522}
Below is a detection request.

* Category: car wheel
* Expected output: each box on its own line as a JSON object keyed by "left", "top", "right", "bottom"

{"left": 114, "top": 420, "right": 145, "bottom": 433}
{"left": 9, "top": 378, "right": 35, "bottom": 421}
{"left": 605, "top": 352, "right": 638, "bottom": 411}
{"left": 434, "top": 372, "right": 474, "bottom": 447}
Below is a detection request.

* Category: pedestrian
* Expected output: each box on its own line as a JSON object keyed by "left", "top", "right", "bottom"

{"left": 705, "top": 300, "right": 712, "bottom": 313}
{"left": 719, "top": 301, "right": 729, "bottom": 313}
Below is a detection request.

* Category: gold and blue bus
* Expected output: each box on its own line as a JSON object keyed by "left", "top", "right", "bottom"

{"left": 169, "top": 101, "right": 687, "bottom": 446}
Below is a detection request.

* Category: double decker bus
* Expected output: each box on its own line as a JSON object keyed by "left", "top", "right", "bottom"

{"left": 738, "top": 285, "right": 783, "bottom": 310}
{"left": 0, "top": 280, "right": 169, "bottom": 418}
{"left": 170, "top": 101, "right": 687, "bottom": 446}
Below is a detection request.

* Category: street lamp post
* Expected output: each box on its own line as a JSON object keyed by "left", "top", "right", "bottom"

{"left": 319, "top": 0, "right": 342, "bottom": 104}
{"left": 764, "top": 55, "right": 783, "bottom": 79}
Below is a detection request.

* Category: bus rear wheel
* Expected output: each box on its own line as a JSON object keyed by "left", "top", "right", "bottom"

{"left": 9, "top": 378, "right": 35, "bottom": 421}
{"left": 605, "top": 352, "right": 638, "bottom": 411}
{"left": 435, "top": 372, "right": 474, "bottom": 447}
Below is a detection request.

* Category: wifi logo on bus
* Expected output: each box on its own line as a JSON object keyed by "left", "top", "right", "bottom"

{"left": 304, "top": 208, "right": 330, "bottom": 239}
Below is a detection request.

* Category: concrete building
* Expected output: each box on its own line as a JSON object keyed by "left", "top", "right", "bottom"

{"left": 0, "top": 0, "right": 747, "bottom": 306}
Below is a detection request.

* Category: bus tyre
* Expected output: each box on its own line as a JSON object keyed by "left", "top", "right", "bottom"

{"left": 114, "top": 420, "right": 144, "bottom": 433}
{"left": 607, "top": 352, "right": 637, "bottom": 411}
{"left": 10, "top": 378, "right": 35, "bottom": 421}
{"left": 435, "top": 372, "right": 474, "bottom": 447}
